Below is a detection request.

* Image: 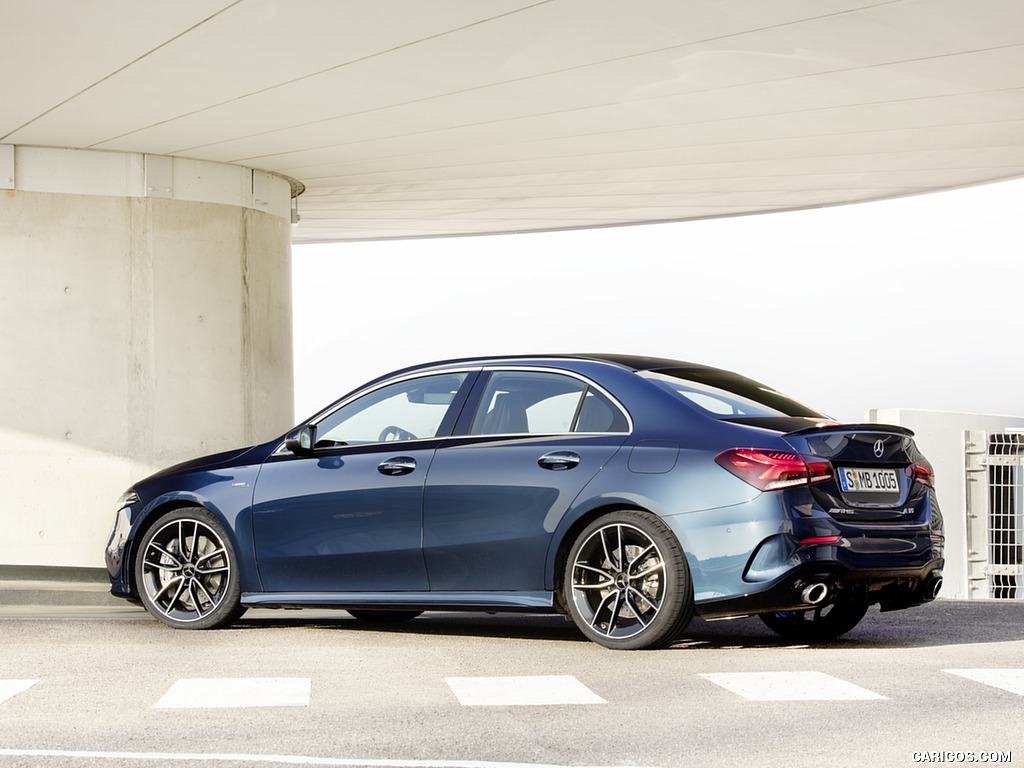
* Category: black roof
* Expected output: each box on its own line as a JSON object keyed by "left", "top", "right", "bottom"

{"left": 357, "top": 354, "right": 724, "bottom": 393}
{"left": 400, "top": 353, "right": 714, "bottom": 374}
{"left": 573, "top": 353, "right": 711, "bottom": 372}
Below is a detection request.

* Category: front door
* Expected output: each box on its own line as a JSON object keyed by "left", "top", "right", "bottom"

{"left": 252, "top": 371, "right": 471, "bottom": 593}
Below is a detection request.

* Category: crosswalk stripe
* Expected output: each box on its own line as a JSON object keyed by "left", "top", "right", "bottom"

{"left": 445, "top": 675, "right": 607, "bottom": 706}
{"left": 0, "top": 679, "right": 37, "bottom": 705}
{"left": 153, "top": 677, "right": 312, "bottom": 709}
{"left": 944, "top": 669, "right": 1024, "bottom": 696}
{"left": 7, "top": 669, "right": 1024, "bottom": 711}
{"left": 700, "top": 671, "right": 887, "bottom": 701}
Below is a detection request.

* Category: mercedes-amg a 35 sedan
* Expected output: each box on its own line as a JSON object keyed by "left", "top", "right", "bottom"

{"left": 106, "top": 354, "right": 944, "bottom": 649}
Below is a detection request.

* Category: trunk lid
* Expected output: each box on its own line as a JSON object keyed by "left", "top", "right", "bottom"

{"left": 781, "top": 423, "right": 930, "bottom": 522}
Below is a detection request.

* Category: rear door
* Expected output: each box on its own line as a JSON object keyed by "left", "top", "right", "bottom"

{"left": 422, "top": 369, "right": 630, "bottom": 591}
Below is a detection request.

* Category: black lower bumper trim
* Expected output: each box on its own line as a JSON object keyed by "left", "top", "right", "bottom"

{"left": 695, "top": 559, "right": 945, "bottom": 620}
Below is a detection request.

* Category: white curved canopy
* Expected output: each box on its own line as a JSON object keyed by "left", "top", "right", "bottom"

{"left": 3, "top": 0, "right": 1023, "bottom": 242}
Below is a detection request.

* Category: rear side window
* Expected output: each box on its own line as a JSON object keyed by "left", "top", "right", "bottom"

{"left": 641, "top": 368, "right": 824, "bottom": 419}
{"left": 576, "top": 389, "right": 630, "bottom": 432}
{"left": 469, "top": 371, "right": 629, "bottom": 435}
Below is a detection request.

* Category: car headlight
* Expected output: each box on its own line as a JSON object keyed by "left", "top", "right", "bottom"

{"left": 117, "top": 489, "right": 140, "bottom": 509}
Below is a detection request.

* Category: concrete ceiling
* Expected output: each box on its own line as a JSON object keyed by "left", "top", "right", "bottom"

{"left": 4, "top": 0, "right": 1024, "bottom": 243}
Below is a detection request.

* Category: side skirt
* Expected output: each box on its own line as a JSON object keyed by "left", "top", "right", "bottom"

{"left": 242, "top": 590, "right": 556, "bottom": 612}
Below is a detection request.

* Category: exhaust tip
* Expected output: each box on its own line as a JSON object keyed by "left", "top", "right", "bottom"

{"left": 800, "top": 582, "right": 830, "bottom": 606}
{"left": 925, "top": 574, "right": 944, "bottom": 600}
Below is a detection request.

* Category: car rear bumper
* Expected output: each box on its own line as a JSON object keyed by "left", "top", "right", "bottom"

{"left": 694, "top": 557, "right": 945, "bottom": 620}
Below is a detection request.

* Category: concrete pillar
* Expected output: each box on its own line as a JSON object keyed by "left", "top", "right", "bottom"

{"left": 0, "top": 146, "right": 296, "bottom": 568}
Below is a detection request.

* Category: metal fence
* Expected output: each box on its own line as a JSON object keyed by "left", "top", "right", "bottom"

{"left": 965, "top": 430, "right": 1024, "bottom": 599}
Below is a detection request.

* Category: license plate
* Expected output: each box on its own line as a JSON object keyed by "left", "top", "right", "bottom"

{"left": 838, "top": 467, "right": 900, "bottom": 493}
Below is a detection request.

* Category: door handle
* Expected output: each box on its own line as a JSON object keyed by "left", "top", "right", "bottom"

{"left": 537, "top": 451, "right": 581, "bottom": 471}
{"left": 378, "top": 456, "right": 417, "bottom": 476}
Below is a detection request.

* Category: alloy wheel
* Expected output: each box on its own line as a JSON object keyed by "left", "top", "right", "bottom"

{"left": 139, "top": 516, "right": 233, "bottom": 624}
{"left": 570, "top": 522, "right": 668, "bottom": 640}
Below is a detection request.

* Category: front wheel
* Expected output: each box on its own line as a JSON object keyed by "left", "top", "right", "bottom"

{"left": 564, "top": 510, "right": 693, "bottom": 650}
{"left": 135, "top": 507, "right": 244, "bottom": 630}
{"left": 759, "top": 603, "right": 869, "bottom": 642}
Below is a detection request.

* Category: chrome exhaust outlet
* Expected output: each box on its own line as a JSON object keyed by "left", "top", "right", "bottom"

{"left": 800, "top": 582, "right": 830, "bottom": 606}
{"left": 925, "top": 573, "right": 944, "bottom": 600}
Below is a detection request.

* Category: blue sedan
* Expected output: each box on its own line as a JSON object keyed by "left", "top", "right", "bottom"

{"left": 105, "top": 354, "right": 944, "bottom": 649}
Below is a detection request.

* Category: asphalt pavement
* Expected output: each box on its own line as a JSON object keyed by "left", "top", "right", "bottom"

{"left": 0, "top": 591, "right": 1022, "bottom": 768}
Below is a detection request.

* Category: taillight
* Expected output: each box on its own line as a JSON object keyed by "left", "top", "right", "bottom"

{"left": 908, "top": 458, "right": 935, "bottom": 488}
{"left": 715, "top": 448, "right": 832, "bottom": 491}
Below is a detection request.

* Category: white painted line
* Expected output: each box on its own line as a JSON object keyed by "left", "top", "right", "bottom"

{"left": 0, "top": 679, "right": 37, "bottom": 705}
{"left": 445, "top": 675, "right": 607, "bottom": 706}
{"left": 154, "top": 677, "right": 311, "bottom": 709}
{"left": 700, "top": 671, "right": 887, "bottom": 701}
{"left": 945, "top": 668, "right": 1024, "bottom": 696}
{"left": 0, "top": 749, "right": 657, "bottom": 768}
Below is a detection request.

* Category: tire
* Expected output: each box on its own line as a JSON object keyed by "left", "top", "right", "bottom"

{"left": 347, "top": 609, "right": 423, "bottom": 623}
{"left": 134, "top": 506, "right": 244, "bottom": 630}
{"left": 759, "top": 603, "right": 869, "bottom": 642}
{"left": 563, "top": 510, "right": 693, "bottom": 650}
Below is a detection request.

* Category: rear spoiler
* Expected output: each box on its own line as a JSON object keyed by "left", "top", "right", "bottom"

{"left": 785, "top": 422, "right": 915, "bottom": 438}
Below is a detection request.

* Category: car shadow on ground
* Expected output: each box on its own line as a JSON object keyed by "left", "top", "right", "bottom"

{"left": 237, "top": 598, "right": 1024, "bottom": 650}
{"left": 678, "top": 598, "right": 1024, "bottom": 650}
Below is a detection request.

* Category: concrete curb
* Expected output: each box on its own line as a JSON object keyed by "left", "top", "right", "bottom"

{"left": 0, "top": 565, "right": 123, "bottom": 607}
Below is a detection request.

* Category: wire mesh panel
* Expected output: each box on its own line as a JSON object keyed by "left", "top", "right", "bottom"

{"left": 965, "top": 431, "right": 1024, "bottom": 599}
{"left": 987, "top": 433, "right": 1024, "bottom": 598}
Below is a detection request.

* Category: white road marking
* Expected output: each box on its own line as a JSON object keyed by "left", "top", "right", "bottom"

{"left": 700, "top": 671, "right": 887, "bottom": 701}
{"left": 0, "top": 679, "right": 37, "bottom": 705}
{"left": 444, "top": 675, "right": 607, "bottom": 706}
{"left": 945, "top": 668, "right": 1024, "bottom": 696}
{"left": 153, "top": 677, "right": 311, "bottom": 709}
{"left": 0, "top": 750, "right": 655, "bottom": 768}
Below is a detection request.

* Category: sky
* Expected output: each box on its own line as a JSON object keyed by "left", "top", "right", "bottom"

{"left": 292, "top": 178, "right": 1024, "bottom": 424}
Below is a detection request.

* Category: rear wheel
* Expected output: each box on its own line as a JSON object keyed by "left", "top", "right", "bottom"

{"left": 564, "top": 510, "right": 693, "bottom": 650}
{"left": 759, "top": 603, "right": 869, "bottom": 642}
{"left": 135, "top": 507, "right": 243, "bottom": 630}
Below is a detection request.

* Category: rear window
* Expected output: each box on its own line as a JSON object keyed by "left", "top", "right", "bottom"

{"left": 641, "top": 368, "right": 825, "bottom": 419}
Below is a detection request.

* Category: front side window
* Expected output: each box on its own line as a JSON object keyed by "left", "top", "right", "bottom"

{"left": 315, "top": 373, "right": 468, "bottom": 446}
{"left": 469, "top": 371, "right": 628, "bottom": 435}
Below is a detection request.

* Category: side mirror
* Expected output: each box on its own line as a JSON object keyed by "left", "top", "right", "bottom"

{"left": 285, "top": 425, "right": 316, "bottom": 456}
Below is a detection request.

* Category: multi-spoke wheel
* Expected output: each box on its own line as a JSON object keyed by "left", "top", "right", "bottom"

{"left": 564, "top": 510, "right": 693, "bottom": 650}
{"left": 759, "top": 603, "right": 868, "bottom": 642}
{"left": 135, "top": 507, "right": 243, "bottom": 629}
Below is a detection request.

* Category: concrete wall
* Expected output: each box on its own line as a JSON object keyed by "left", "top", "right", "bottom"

{"left": 868, "top": 408, "right": 1024, "bottom": 599}
{"left": 0, "top": 149, "right": 295, "bottom": 568}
